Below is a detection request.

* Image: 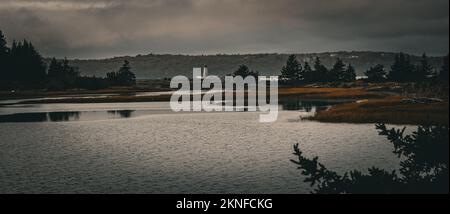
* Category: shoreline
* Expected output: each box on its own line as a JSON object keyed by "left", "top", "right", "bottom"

{"left": 308, "top": 96, "right": 449, "bottom": 125}
{"left": 1, "top": 84, "right": 448, "bottom": 125}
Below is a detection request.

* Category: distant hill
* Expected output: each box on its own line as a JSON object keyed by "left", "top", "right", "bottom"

{"left": 60, "top": 52, "right": 445, "bottom": 79}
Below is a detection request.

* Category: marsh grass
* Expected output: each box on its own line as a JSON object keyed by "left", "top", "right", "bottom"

{"left": 311, "top": 96, "right": 449, "bottom": 125}
{"left": 278, "top": 87, "right": 387, "bottom": 99}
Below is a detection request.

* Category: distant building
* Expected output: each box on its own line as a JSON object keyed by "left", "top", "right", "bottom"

{"left": 194, "top": 65, "right": 208, "bottom": 79}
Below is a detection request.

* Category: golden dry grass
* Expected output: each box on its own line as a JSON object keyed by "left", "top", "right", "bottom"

{"left": 311, "top": 96, "right": 449, "bottom": 125}
{"left": 279, "top": 87, "right": 387, "bottom": 100}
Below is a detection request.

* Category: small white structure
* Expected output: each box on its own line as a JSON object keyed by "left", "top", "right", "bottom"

{"left": 194, "top": 65, "right": 208, "bottom": 79}
{"left": 202, "top": 66, "right": 208, "bottom": 78}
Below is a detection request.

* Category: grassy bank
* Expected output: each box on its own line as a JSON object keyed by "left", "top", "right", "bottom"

{"left": 278, "top": 87, "right": 389, "bottom": 99}
{"left": 0, "top": 79, "right": 172, "bottom": 100}
{"left": 3, "top": 86, "right": 385, "bottom": 105}
{"left": 280, "top": 83, "right": 448, "bottom": 125}
{"left": 310, "top": 96, "right": 449, "bottom": 125}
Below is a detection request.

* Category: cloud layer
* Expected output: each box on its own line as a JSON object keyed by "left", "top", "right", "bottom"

{"left": 0, "top": 0, "right": 448, "bottom": 58}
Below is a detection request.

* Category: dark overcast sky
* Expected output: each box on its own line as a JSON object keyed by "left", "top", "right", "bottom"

{"left": 0, "top": 0, "right": 448, "bottom": 59}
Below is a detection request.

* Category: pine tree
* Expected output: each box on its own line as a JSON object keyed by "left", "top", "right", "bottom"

{"left": 0, "top": 30, "right": 10, "bottom": 88}
{"left": 312, "top": 57, "right": 328, "bottom": 82}
{"left": 365, "top": 64, "right": 386, "bottom": 82}
{"left": 234, "top": 65, "right": 250, "bottom": 77}
{"left": 340, "top": 63, "right": 356, "bottom": 82}
{"left": 281, "top": 55, "right": 302, "bottom": 81}
{"left": 292, "top": 124, "right": 449, "bottom": 194}
{"left": 330, "top": 58, "right": 346, "bottom": 82}
{"left": 414, "top": 53, "right": 433, "bottom": 81}
{"left": 9, "top": 40, "right": 47, "bottom": 88}
{"left": 118, "top": 60, "right": 136, "bottom": 86}
{"left": 388, "top": 53, "right": 415, "bottom": 82}
{"left": 47, "top": 58, "right": 80, "bottom": 90}
{"left": 233, "top": 65, "right": 259, "bottom": 78}
{"left": 107, "top": 60, "right": 136, "bottom": 86}
{"left": 0, "top": 30, "right": 8, "bottom": 57}
{"left": 25, "top": 41, "right": 47, "bottom": 87}
{"left": 47, "top": 58, "right": 62, "bottom": 78}
{"left": 302, "top": 61, "right": 313, "bottom": 82}
{"left": 440, "top": 54, "right": 449, "bottom": 84}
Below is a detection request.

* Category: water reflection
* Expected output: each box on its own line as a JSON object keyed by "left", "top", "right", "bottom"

{"left": 0, "top": 112, "right": 48, "bottom": 123}
{"left": 48, "top": 112, "right": 80, "bottom": 122}
{"left": 217, "top": 98, "right": 346, "bottom": 112}
{"left": 0, "top": 112, "right": 80, "bottom": 123}
{"left": 107, "top": 110, "right": 135, "bottom": 118}
{"left": 0, "top": 110, "right": 135, "bottom": 123}
{"left": 0, "top": 99, "right": 349, "bottom": 123}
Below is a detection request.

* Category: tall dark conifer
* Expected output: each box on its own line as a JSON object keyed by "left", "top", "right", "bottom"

{"left": 440, "top": 54, "right": 449, "bottom": 84}
{"left": 281, "top": 55, "right": 302, "bottom": 81}
{"left": 0, "top": 30, "right": 10, "bottom": 88}
{"left": 302, "top": 61, "right": 313, "bottom": 82}
{"left": 107, "top": 60, "right": 136, "bottom": 86}
{"left": 10, "top": 40, "right": 47, "bottom": 88}
{"left": 388, "top": 53, "right": 415, "bottom": 82}
{"left": 365, "top": 64, "right": 386, "bottom": 82}
{"left": 341, "top": 64, "right": 356, "bottom": 82}
{"left": 330, "top": 58, "right": 346, "bottom": 82}
{"left": 414, "top": 53, "right": 433, "bottom": 81}
{"left": 312, "top": 57, "right": 328, "bottom": 82}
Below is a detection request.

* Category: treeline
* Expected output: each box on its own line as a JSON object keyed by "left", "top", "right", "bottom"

{"left": 0, "top": 30, "right": 136, "bottom": 90}
{"left": 211, "top": 52, "right": 449, "bottom": 85}
{"left": 231, "top": 65, "right": 260, "bottom": 78}
{"left": 277, "top": 54, "right": 449, "bottom": 84}
{"left": 280, "top": 55, "right": 357, "bottom": 83}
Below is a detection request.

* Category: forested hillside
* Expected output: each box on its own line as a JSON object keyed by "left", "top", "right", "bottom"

{"left": 61, "top": 52, "right": 444, "bottom": 79}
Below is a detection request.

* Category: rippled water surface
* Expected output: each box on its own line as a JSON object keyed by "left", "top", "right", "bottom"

{"left": 0, "top": 101, "right": 403, "bottom": 193}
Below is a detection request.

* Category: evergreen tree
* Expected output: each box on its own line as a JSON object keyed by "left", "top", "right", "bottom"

{"left": 47, "top": 58, "right": 80, "bottom": 90}
{"left": 302, "top": 62, "right": 313, "bottom": 82}
{"left": 62, "top": 58, "right": 79, "bottom": 78}
{"left": 281, "top": 55, "right": 302, "bottom": 81}
{"left": 118, "top": 60, "right": 136, "bottom": 86}
{"left": 330, "top": 58, "right": 346, "bottom": 82}
{"left": 9, "top": 40, "right": 47, "bottom": 88}
{"left": 0, "top": 31, "right": 7, "bottom": 54}
{"left": 312, "top": 57, "right": 328, "bottom": 82}
{"left": 234, "top": 64, "right": 250, "bottom": 77}
{"left": 0, "top": 30, "right": 10, "bottom": 88}
{"left": 233, "top": 64, "right": 258, "bottom": 78}
{"left": 388, "top": 53, "right": 415, "bottom": 82}
{"left": 292, "top": 124, "right": 449, "bottom": 194}
{"left": 107, "top": 60, "right": 136, "bottom": 86}
{"left": 0, "top": 30, "right": 8, "bottom": 59}
{"left": 414, "top": 53, "right": 433, "bottom": 81}
{"left": 0, "top": 30, "right": 108, "bottom": 90}
{"left": 47, "top": 58, "right": 63, "bottom": 78}
{"left": 340, "top": 63, "right": 356, "bottom": 82}
{"left": 365, "top": 64, "right": 386, "bottom": 82}
{"left": 439, "top": 54, "right": 449, "bottom": 84}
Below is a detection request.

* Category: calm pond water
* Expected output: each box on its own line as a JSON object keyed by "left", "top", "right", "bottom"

{"left": 0, "top": 99, "right": 405, "bottom": 193}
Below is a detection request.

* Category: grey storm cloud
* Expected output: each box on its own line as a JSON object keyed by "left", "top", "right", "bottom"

{"left": 0, "top": 0, "right": 448, "bottom": 58}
